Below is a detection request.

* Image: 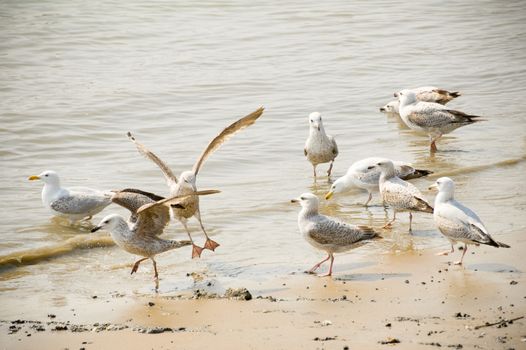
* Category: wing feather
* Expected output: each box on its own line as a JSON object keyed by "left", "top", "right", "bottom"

{"left": 192, "top": 107, "right": 264, "bottom": 175}
{"left": 127, "top": 132, "right": 178, "bottom": 185}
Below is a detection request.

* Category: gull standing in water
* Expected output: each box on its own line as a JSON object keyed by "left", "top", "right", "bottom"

{"left": 398, "top": 89, "right": 482, "bottom": 152}
{"left": 381, "top": 87, "right": 460, "bottom": 115}
{"left": 128, "top": 107, "right": 264, "bottom": 258}
{"left": 325, "top": 157, "right": 432, "bottom": 206}
{"left": 429, "top": 177, "right": 510, "bottom": 265}
{"left": 291, "top": 193, "right": 380, "bottom": 277}
{"left": 92, "top": 190, "right": 220, "bottom": 290}
{"left": 395, "top": 86, "right": 461, "bottom": 104}
{"left": 304, "top": 112, "right": 338, "bottom": 178}
{"left": 28, "top": 170, "right": 112, "bottom": 223}
{"left": 375, "top": 160, "right": 433, "bottom": 232}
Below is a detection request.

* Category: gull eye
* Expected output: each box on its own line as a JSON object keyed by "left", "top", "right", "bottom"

{"left": 103, "top": 220, "right": 108, "bottom": 224}
{"left": 300, "top": 197, "right": 305, "bottom": 200}
{"left": 45, "top": 174, "right": 49, "bottom": 177}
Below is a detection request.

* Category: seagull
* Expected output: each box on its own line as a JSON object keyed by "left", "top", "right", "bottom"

{"left": 429, "top": 177, "right": 510, "bottom": 265}
{"left": 395, "top": 86, "right": 461, "bottom": 104}
{"left": 398, "top": 89, "right": 483, "bottom": 152}
{"left": 91, "top": 189, "right": 220, "bottom": 290}
{"left": 304, "top": 112, "right": 339, "bottom": 178}
{"left": 381, "top": 87, "right": 460, "bottom": 115}
{"left": 291, "top": 193, "right": 380, "bottom": 277}
{"left": 128, "top": 107, "right": 264, "bottom": 258}
{"left": 28, "top": 170, "right": 112, "bottom": 223}
{"left": 379, "top": 100, "right": 400, "bottom": 114}
{"left": 375, "top": 160, "right": 433, "bottom": 231}
{"left": 325, "top": 157, "right": 432, "bottom": 206}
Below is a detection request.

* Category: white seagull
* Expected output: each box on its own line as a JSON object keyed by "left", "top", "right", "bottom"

{"left": 29, "top": 170, "right": 112, "bottom": 223}
{"left": 128, "top": 107, "right": 264, "bottom": 258}
{"left": 291, "top": 193, "right": 380, "bottom": 277}
{"left": 92, "top": 189, "right": 220, "bottom": 290}
{"left": 429, "top": 177, "right": 510, "bottom": 265}
{"left": 375, "top": 160, "right": 433, "bottom": 231}
{"left": 325, "top": 157, "right": 432, "bottom": 206}
{"left": 304, "top": 112, "right": 339, "bottom": 178}
{"left": 398, "top": 89, "right": 483, "bottom": 152}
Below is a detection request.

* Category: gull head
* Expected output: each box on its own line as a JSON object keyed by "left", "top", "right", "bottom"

{"left": 308, "top": 112, "right": 323, "bottom": 131}
{"left": 429, "top": 177, "right": 455, "bottom": 194}
{"left": 28, "top": 170, "right": 60, "bottom": 186}
{"left": 180, "top": 171, "right": 197, "bottom": 187}
{"left": 91, "top": 214, "right": 123, "bottom": 233}
{"left": 375, "top": 159, "right": 395, "bottom": 174}
{"left": 396, "top": 89, "right": 417, "bottom": 106}
{"left": 291, "top": 193, "right": 319, "bottom": 210}
{"left": 379, "top": 100, "right": 400, "bottom": 114}
{"left": 325, "top": 177, "right": 347, "bottom": 200}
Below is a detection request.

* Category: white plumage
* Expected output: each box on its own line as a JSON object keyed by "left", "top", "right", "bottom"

{"left": 398, "top": 89, "right": 482, "bottom": 152}
{"left": 430, "top": 177, "right": 509, "bottom": 265}
{"left": 326, "top": 157, "right": 431, "bottom": 206}
{"left": 304, "top": 112, "right": 339, "bottom": 178}
{"left": 29, "top": 170, "right": 112, "bottom": 223}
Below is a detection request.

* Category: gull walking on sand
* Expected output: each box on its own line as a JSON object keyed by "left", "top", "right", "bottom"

{"left": 291, "top": 193, "right": 380, "bottom": 277}
{"left": 92, "top": 189, "right": 220, "bottom": 290}
{"left": 304, "top": 112, "right": 338, "bottom": 178}
{"left": 374, "top": 160, "right": 433, "bottom": 232}
{"left": 429, "top": 177, "right": 510, "bottom": 265}
{"left": 325, "top": 157, "right": 431, "bottom": 206}
{"left": 128, "top": 107, "right": 264, "bottom": 258}
{"left": 29, "top": 170, "right": 112, "bottom": 223}
{"left": 398, "top": 89, "right": 483, "bottom": 152}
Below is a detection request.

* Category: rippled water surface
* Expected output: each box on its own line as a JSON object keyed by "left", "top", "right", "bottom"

{"left": 1, "top": 0, "right": 525, "bottom": 297}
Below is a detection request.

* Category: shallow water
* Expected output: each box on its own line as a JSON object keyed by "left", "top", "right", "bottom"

{"left": 1, "top": 0, "right": 525, "bottom": 299}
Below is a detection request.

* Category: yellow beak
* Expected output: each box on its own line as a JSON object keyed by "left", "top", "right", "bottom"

{"left": 428, "top": 183, "right": 438, "bottom": 191}
{"left": 28, "top": 175, "right": 40, "bottom": 181}
{"left": 325, "top": 191, "right": 334, "bottom": 200}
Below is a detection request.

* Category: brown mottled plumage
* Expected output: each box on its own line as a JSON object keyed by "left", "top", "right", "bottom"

{"left": 127, "top": 107, "right": 264, "bottom": 258}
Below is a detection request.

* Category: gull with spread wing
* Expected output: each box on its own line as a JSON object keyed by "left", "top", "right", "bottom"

{"left": 128, "top": 107, "right": 264, "bottom": 258}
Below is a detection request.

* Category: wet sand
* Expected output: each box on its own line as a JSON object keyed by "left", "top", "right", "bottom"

{"left": 2, "top": 230, "right": 524, "bottom": 350}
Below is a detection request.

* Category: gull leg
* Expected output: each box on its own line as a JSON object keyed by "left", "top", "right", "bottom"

{"left": 195, "top": 210, "right": 220, "bottom": 252}
{"left": 383, "top": 210, "right": 396, "bottom": 229}
{"left": 409, "top": 212, "right": 413, "bottom": 233}
{"left": 454, "top": 244, "right": 468, "bottom": 265}
{"left": 436, "top": 243, "right": 455, "bottom": 256}
{"left": 313, "top": 165, "right": 317, "bottom": 179}
{"left": 182, "top": 221, "right": 203, "bottom": 259}
{"left": 364, "top": 192, "right": 373, "bottom": 207}
{"left": 321, "top": 254, "right": 335, "bottom": 277}
{"left": 131, "top": 257, "right": 149, "bottom": 275}
{"left": 307, "top": 254, "right": 331, "bottom": 274}
{"left": 429, "top": 133, "right": 442, "bottom": 153}
{"left": 151, "top": 258, "right": 159, "bottom": 291}
{"left": 327, "top": 160, "right": 334, "bottom": 177}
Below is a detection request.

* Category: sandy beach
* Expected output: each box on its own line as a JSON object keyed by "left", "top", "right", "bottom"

{"left": 2, "top": 228, "right": 524, "bottom": 350}
{"left": 2, "top": 0, "right": 526, "bottom": 349}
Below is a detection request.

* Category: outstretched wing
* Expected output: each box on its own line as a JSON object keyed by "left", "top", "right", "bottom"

{"left": 135, "top": 190, "right": 221, "bottom": 237}
{"left": 192, "top": 107, "right": 264, "bottom": 176}
{"left": 111, "top": 188, "right": 165, "bottom": 224}
{"left": 127, "top": 132, "right": 178, "bottom": 185}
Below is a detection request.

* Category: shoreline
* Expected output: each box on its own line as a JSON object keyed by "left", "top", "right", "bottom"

{"left": 2, "top": 232, "right": 524, "bottom": 350}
